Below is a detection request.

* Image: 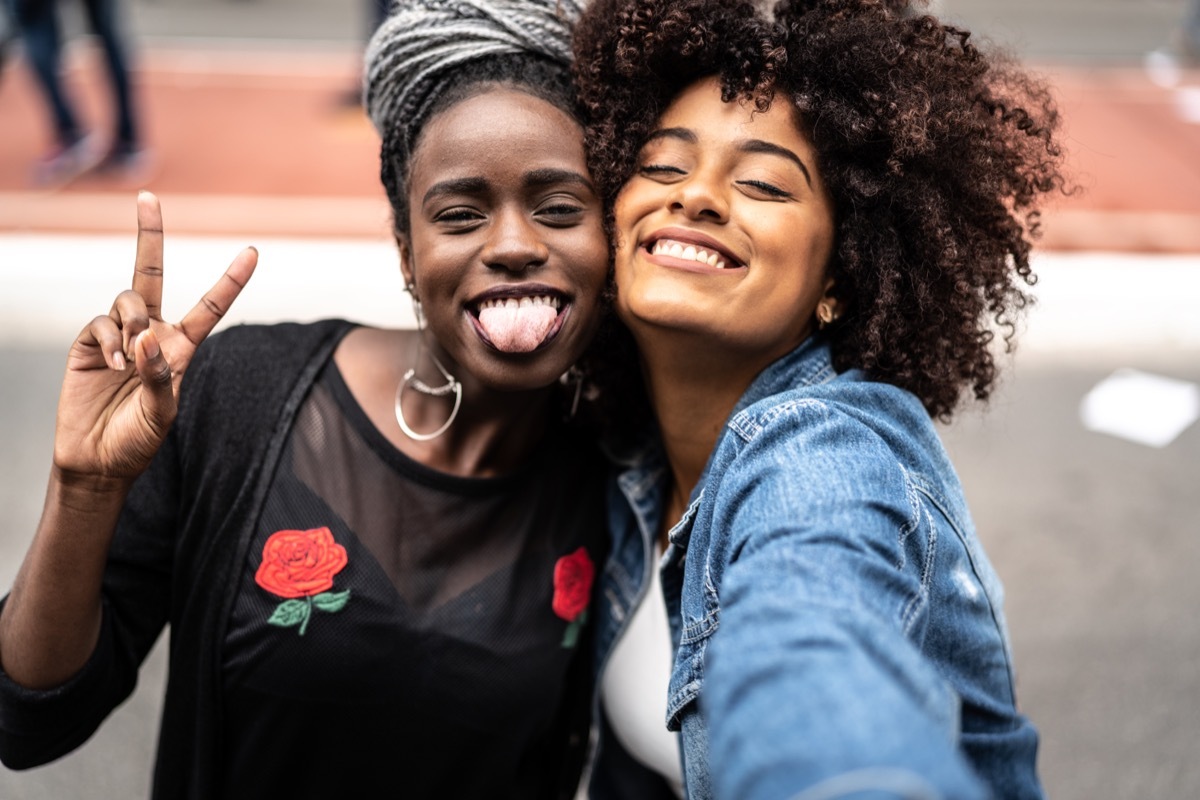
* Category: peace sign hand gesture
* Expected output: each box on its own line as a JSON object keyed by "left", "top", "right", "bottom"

{"left": 53, "top": 192, "right": 258, "bottom": 485}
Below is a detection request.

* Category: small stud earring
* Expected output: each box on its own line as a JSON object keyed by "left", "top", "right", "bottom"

{"left": 816, "top": 301, "right": 836, "bottom": 330}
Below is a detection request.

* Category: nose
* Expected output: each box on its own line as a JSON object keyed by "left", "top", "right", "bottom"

{"left": 669, "top": 169, "right": 728, "bottom": 223}
{"left": 481, "top": 208, "right": 550, "bottom": 273}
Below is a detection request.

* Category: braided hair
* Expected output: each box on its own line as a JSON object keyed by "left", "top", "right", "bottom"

{"left": 364, "top": 0, "right": 586, "bottom": 233}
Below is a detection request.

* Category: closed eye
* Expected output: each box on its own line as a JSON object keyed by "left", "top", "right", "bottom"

{"left": 433, "top": 208, "right": 484, "bottom": 225}
{"left": 536, "top": 202, "right": 586, "bottom": 226}
{"left": 737, "top": 179, "right": 792, "bottom": 199}
{"left": 639, "top": 164, "right": 687, "bottom": 177}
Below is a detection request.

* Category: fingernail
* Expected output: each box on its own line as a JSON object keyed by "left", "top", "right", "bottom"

{"left": 141, "top": 330, "right": 160, "bottom": 359}
{"left": 112, "top": 351, "right": 127, "bottom": 371}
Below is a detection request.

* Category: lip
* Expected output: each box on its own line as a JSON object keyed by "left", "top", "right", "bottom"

{"left": 464, "top": 282, "right": 573, "bottom": 355}
{"left": 641, "top": 226, "right": 747, "bottom": 272}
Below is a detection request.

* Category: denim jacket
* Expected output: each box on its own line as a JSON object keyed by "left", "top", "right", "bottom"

{"left": 589, "top": 337, "right": 1043, "bottom": 800}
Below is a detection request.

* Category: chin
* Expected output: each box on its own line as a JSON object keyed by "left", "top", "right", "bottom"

{"left": 618, "top": 297, "right": 712, "bottom": 339}
{"left": 475, "top": 351, "right": 573, "bottom": 394}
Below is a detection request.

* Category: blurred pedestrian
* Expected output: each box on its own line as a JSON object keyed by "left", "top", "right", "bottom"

{"left": 1, "top": 0, "right": 19, "bottom": 83}
{"left": 1174, "top": 0, "right": 1200, "bottom": 62}
{"left": 1145, "top": 0, "right": 1200, "bottom": 87}
{"left": 334, "top": 0, "right": 390, "bottom": 109}
{"left": 14, "top": 0, "right": 148, "bottom": 187}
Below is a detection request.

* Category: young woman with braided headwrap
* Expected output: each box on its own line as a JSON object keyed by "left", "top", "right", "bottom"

{"left": 0, "top": 2, "right": 610, "bottom": 797}
{"left": 573, "top": 1, "right": 1066, "bottom": 798}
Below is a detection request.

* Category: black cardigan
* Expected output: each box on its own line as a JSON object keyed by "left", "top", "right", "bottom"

{"left": 0, "top": 320, "right": 356, "bottom": 798}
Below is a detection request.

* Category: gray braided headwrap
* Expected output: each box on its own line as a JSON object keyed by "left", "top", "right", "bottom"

{"left": 364, "top": 0, "right": 586, "bottom": 143}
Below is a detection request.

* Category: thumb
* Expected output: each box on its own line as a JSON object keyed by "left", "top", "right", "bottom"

{"left": 133, "top": 328, "right": 178, "bottom": 433}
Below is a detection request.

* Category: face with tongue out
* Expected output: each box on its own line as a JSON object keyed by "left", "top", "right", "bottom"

{"left": 398, "top": 88, "right": 608, "bottom": 392}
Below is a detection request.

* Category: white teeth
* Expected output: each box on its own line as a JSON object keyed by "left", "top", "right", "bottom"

{"left": 652, "top": 238, "right": 732, "bottom": 269}
{"left": 477, "top": 295, "right": 562, "bottom": 311}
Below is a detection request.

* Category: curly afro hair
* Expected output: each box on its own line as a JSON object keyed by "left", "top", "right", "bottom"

{"left": 573, "top": 0, "right": 1068, "bottom": 421}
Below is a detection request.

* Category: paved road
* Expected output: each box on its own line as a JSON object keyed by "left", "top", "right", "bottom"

{"left": 2, "top": 1, "right": 1200, "bottom": 798}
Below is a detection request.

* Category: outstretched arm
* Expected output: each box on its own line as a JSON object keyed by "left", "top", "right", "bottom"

{"left": 0, "top": 192, "right": 257, "bottom": 690}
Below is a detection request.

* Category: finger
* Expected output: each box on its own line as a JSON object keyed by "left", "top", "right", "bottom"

{"left": 132, "top": 329, "right": 176, "bottom": 434}
{"left": 73, "top": 315, "right": 127, "bottom": 371}
{"left": 178, "top": 246, "right": 258, "bottom": 346}
{"left": 88, "top": 315, "right": 128, "bottom": 371}
{"left": 108, "top": 289, "right": 151, "bottom": 359}
{"left": 132, "top": 191, "right": 165, "bottom": 320}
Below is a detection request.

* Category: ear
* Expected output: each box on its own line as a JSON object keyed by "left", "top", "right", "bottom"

{"left": 395, "top": 232, "right": 415, "bottom": 293}
{"left": 820, "top": 277, "right": 838, "bottom": 313}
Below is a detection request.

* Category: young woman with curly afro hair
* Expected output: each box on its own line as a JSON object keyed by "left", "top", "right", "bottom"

{"left": 572, "top": 1, "right": 1066, "bottom": 798}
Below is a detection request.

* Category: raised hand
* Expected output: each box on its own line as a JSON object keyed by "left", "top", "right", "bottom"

{"left": 53, "top": 192, "right": 258, "bottom": 484}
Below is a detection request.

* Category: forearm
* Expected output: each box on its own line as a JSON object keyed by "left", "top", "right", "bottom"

{"left": 704, "top": 547, "right": 987, "bottom": 800}
{"left": 0, "top": 468, "right": 132, "bottom": 689}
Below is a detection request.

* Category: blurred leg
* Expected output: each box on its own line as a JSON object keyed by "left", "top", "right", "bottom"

{"left": 16, "top": 0, "right": 81, "bottom": 146}
{"left": 82, "top": 0, "right": 137, "bottom": 148}
{"left": 1185, "top": 0, "right": 1200, "bottom": 56}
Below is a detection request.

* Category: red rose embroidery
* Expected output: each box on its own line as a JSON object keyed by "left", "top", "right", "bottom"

{"left": 552, "top": 547, "right": 594, "bottom": 648}
{"left": 255, "top": 527, "right": 350, "bottom": 636}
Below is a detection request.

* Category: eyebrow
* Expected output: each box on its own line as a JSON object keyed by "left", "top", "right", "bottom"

{"left": 422, "top": 168, "right": 593, "bottom": 206}
{"left": 523, "top": 167, "right": 594, "bottom": 192}
{"left": 644, "top": 127, "right": 814, "bottom": 188}
{"left": 737, "top": 139, "right": 813, "bottom": 188}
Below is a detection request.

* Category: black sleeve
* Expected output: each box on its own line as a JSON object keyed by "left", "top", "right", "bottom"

{"left": 0, "top": 423, "right": 182, "bottom": 769}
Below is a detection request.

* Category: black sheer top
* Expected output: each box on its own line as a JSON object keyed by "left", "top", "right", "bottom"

{"left": 219, "top": 360, "right": 607, "bottom": 799}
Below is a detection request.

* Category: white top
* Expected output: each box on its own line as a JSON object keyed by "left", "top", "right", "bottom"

{"left": 600, "top": 547, "right": 685, "bottom": 798}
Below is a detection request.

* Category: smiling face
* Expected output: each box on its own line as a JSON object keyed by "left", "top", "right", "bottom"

{"left": 613, "top": 76, "right": 836, "bottom": 370}
{"left": 400, "top": 87, "right": 609, "bottom": 392}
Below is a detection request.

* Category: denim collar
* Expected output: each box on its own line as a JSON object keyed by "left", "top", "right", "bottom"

{"left": 728, "top": 334, "right": 838, "bottom": 420}
{"left": 623, "top": 335, "right": 839, "bottom": 547}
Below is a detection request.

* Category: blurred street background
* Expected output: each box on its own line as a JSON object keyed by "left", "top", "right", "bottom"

{"left": 2, "top": 0, "right": 1199, "bottom": 798}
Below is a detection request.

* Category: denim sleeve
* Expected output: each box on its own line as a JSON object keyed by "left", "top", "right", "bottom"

{"left": 701, "top": 400, "right": 990, "bottom": 800}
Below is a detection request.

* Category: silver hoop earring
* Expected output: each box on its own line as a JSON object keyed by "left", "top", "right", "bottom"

{"left": 395, "top": 347, "right": 462, "bottom": 441}
{"left": 395, "top": 284, "right": 462, "bottom": 441}
{"left": 559, "top": 366, "right": 585, "bottom": 420}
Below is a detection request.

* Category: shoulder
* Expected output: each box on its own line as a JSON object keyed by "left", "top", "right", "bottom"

{"left": 730, "top": 376, "right": 931, "bottom": 457}
{"left": 176, "top": 319, "right": 356, "bottom": 433}
{"left": 194, "top": 319, "right": 356, "bottom": 368}
{"left": 713, "top": 376, "right": 967, "bottom": 535}
{"left": 186, "top": 320, "right": 354, "bottom": 386}
{"left": 714, "top": 377, "right": 944, "bottom": 506}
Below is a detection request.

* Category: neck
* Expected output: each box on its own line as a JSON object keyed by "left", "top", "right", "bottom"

{"left": 636, "top": 330, "right": 765, "bottom": 524}
{"left": 411, "top": 387, "right": 556, "bottom": 477}
{"left": 399, "top": 342, "right": 558, "bottom": 478}
{"left": 337, "top": 328, "right": 562, "bottom": 479}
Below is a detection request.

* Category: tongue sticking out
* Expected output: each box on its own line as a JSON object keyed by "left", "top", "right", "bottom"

{"left": 478, "top": 302, "right": 559, "bottom": 353}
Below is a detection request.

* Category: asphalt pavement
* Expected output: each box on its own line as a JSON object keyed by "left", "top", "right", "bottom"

{"left": 1, "top": 1, "right": 1199, "bottom": 798}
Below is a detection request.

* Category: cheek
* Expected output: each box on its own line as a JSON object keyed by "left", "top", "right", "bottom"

{"left": 408, "top": 243, "right": 465, "bottom": 300}
{"left": 612, "top": 188, "right": 640, "bottom": 243}
{"left": 581, "top": 230, "right": 612, "bottom": 281}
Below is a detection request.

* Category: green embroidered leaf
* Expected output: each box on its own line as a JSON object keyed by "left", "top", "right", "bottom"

{"left": 268, "top": 599, "right": 309, "bottom": 629}
{"left": 561, "top": 618, "right": 583, "bottom": 649}
{"left": 313, "top": 589, "right": 351, "bottom": 613}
